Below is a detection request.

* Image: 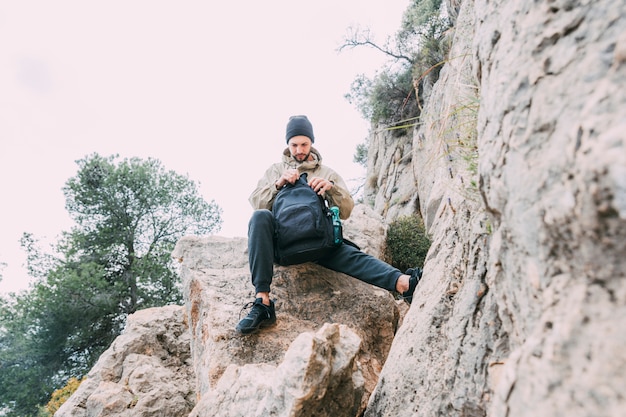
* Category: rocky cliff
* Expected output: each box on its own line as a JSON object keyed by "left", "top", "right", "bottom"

{"left": 365, "top": 0, "right": 626, "bottom": 416}
{"left": 57, "top": 0, "right": 625, "bottom": 416}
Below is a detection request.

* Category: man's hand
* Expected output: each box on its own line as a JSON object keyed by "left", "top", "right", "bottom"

{"left": 275, "top": 169, "right": 299, "bottom": 189}
{"left": 308, "top": 177, "right": 333, "bottom": 196}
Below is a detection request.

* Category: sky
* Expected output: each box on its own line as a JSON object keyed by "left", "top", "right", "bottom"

{"left": 0, "top": 0, "right": 408, "bottom": 294}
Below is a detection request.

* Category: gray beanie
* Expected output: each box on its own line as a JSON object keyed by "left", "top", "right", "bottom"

{"left": 285, "top": 115, "right": 315, "bottom": 143}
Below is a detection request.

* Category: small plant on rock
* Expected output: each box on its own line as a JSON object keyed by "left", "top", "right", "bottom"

{"left": 44, "top": 377, "right": 84, "bottom": 415}
{"left": 384, "top": 214, "right": 431, "bottom": 273}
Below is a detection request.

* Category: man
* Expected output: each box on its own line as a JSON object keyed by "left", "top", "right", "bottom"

{"left": 237, "top": 115, "right": 423, "bottom": 334}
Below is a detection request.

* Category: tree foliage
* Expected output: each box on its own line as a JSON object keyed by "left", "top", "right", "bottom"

{"left": 345, "top": 64, "right": 418, "bottom": 130}
{"left": 341, "top": 0, "right": 451, "bottom": 130}
{"left": 0, "top": 153, "right": 222, "bottom": 416}
{"left": 353, "top": 141, "right": 369, "bottom": 168}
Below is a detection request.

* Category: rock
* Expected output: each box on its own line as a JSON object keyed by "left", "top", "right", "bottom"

{"left": 60, "top": 204, "right": 399, "bottom": 417}
{"left": 365, "top": 0, "right": 626, "bottom": 416}
{"left": 190, "top": 323, "right": 365, "bottom": 417}
{"left": 55, "top": 305, "right": 194, "bottom": 417}
{"left": 364, "top": 127, "right": 418, "bottom": 223}
{"left": 52, "top": 2, "right": 626, "bottom": 415}
{"left": 342, "top": 204, "right": 389, "bottom": 256}
{"left": 473, "top": 0, "right": 626, "bottom": 415}
{"left": 172, "top": 204, "right": 401, "bottom": 417}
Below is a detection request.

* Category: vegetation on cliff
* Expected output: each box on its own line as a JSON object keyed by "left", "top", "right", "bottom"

{"left": 384, "top": 214, "right": 431, "bottom": 273}
{"left": 342, "top": 0, "right": 452, "bottom": 133}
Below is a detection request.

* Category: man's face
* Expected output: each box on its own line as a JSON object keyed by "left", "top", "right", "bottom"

{"left": 288, "top": 136, "right": 312, "bottom": 162}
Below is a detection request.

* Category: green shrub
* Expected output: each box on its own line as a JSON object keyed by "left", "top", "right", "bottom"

{"left": 342, "top": 0, "right": 452, "bottom": 130}
{"left": 345, "top": 65, "right": 418, "bottom": 129}
{"left": 384, "top": 214, "right": 431, "bottom": 272}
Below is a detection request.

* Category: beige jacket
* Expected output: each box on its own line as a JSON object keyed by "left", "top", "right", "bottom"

{"left": 248, "top": 147, "right": 355, "bottom": 220}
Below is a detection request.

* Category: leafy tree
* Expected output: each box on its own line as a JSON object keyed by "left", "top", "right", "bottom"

{"left": 0, "top": 153, "right": 222, "bottom": 416}
{"left": 340, "top": 0, "right": 451, "bottom": 128}
{"left": 398, "top": 0, "right": 445, "bottom": 44}
{"left": 63, "top": 153, "right": 221, "bottom": 312}
{"left": 345, "top": 64, "right": 418, "bottom": 129}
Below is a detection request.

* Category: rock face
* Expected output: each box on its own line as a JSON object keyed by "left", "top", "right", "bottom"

{"left": 171, "top": 205, "right": 401, "bottom": 417}
{"left": 365, "top": 127, "right": 418, "bottom": 222}
{"left": 364, "top": 0, "right": 626, "bottom": 416}
{"left": 474, "top": 0, "right": 626, "bottom": 414}
{"left": 190, "top": 323, "right": 366, "bottom": 417}
{"left": 55, "top": 305, "right": 194, "bottom": 417}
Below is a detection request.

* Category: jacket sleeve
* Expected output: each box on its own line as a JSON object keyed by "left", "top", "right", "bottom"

{"left": 324, "top": 171, "right": 355, "bottom": 220}
{"left": 248, "top": 164, "right": 282, "bottom": 210}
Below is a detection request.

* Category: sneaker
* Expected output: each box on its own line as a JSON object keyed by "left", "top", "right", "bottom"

{"left": 401, "top": 268, "right": 423, "bottom": 304}
{"left": 236, "top": 298, "right": 276, "bottom": 334}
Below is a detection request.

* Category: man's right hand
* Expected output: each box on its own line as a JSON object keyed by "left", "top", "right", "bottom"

{"left": 275, "top": 168, "right": 299, "bottom": 189}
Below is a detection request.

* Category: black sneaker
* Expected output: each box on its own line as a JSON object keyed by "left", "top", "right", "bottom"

{"left": 401, "top": 268, "right": 423, "bottom": 304}
{"left": 236, "top": 298, "right": 276, "bottom": 334}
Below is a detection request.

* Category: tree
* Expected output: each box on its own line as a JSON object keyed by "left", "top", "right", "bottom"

{"left": 0, "top": 153, "right": 222, "bottom": 416}
{"left": 340, "top": 0, "right": 451, "bottom": 128}
{"left": 345, "top": 65, "right": 418, "bottom": 129}
{"left": 353, "top": 141, "right": 369, "bottom": 168}
{"left": 339, "top": 25, "right": 415, "bottom": 66}
{"left": 63, "top": 153, "right": 221, "bottom": 313}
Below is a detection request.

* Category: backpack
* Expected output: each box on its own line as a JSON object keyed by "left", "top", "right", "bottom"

{"left": 273, "top": 172, "right": 342, "bottom": 265}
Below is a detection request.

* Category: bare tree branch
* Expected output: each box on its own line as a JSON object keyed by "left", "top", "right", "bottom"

{"left": 338, "top": 27, "right": 415, "bottom": 65}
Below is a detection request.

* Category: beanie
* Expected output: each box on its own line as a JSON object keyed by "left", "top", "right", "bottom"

{"left": 285, "top": 115, "right": 315, "bottom": 143}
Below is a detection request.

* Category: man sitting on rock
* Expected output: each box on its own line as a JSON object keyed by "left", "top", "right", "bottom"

{"left": 236, "top": 115, "right": 423, "bottom": 334}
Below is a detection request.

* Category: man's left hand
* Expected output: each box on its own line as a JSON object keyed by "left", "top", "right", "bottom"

{"left": 308, "top": 177, "right": 333, "bottom": 196}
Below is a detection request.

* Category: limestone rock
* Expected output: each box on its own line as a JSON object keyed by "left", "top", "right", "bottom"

{"left": 365, "top": 0, "right": 626, "bottom": 416}
{"left": 172, "top": 204, "right": 400, "bottom": 417}
{"left": 342, "top": 203, "right": 389, "bottom": 255}
{"left": 364, "top": 127, "right": 419, "bottom": 223}
{"left": 474, "top": 0, "right": 626, "bottom": 415}
{"left": 55, "top": 305, "right": 194, "bottom": 417}
{"left": 49, "top": 2, "right": 626, "bottom": 416}
{"left": 190, "top": 323, "right": 365, "bottom": 417}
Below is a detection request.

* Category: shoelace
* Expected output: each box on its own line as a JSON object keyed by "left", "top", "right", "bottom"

{"left": 238, "top": 302, "right": 254, "bottom": 321}
{"left": 238, "top": 301, "right": 265, "bottom": 321}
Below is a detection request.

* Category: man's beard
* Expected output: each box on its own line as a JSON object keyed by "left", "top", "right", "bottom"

{"left": 293, "top": 152, "right": 310, "bottom": 162}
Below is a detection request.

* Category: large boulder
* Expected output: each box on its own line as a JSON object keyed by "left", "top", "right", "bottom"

{"left": 190, "top": 323, "right": 366, "bottom": 417}
{"left": 55, "top": 305, "right": 194, "bottom": 417}
{"left": 172, "top": 204, "right": 402, "bottom": 417}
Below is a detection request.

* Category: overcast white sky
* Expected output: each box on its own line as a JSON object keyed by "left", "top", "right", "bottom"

{"left": 0, "top": 0, "right": 408, "bottom": 294}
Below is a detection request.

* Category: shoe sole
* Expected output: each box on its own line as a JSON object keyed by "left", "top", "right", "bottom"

{"left": 236, "top": 318, "right": 277, "bottom": 335}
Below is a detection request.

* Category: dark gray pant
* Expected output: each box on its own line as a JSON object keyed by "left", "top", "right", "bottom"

{"left": 248, "top": 209, "right": 402, "bottom": 294}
